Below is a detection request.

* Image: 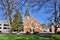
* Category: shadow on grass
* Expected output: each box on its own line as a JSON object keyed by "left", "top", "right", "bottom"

{"left": 6, "top": 34, "right": 60, "bottom": 40}
{"left": 39, "top": 33, "right": 60, "bottom": 40}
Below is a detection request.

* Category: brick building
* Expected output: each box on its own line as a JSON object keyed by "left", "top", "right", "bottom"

{"left": 24, "top": 3, "right": 42, "bottom": 33}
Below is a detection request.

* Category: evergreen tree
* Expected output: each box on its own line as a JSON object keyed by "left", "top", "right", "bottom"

{"left": 11, "top": 10, "right": 23, "bottom": 32}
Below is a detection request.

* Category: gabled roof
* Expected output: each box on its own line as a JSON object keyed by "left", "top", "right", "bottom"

{"left": 31, "top": 17, "right": 41, "bottom": 25}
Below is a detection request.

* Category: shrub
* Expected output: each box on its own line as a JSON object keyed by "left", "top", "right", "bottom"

{"left": 26, "top": 31, "right": 30, "bottom": 35}
{"left": 57, "top": 31, "right": 60, "bottom": 34}
{"left": 33, "top": 32, "right": 39, "bottom": 35}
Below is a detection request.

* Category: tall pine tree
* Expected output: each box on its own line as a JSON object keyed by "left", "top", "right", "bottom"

{"left": 11, "top": 10, "right": 23, "bottom": 32}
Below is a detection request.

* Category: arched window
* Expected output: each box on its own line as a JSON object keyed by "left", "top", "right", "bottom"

{"left": 31, "top": 22, "right": 35, "bottom": 27}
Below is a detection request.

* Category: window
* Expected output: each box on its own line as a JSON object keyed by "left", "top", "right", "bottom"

{"left": 0, "top": 27, "right": 1, "bottom": 29}
{"left": 4, "top": 24, "right": 9, "bottom": 26}
{"left": 3, "top": 27, "right": 9, "bottom": 29}
{"left": 14, "top": 30, "right": 18, "bottom": 32}
{"left": 31, "top": 23, "right": 35, "bottom": 27}
{"left": 0, "top": 31, "right": 1, "bottom": 33}
{"left": 0, "top": 24, "right": 1, "bottom": 26}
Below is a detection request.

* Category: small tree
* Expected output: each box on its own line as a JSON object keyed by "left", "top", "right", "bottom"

{"left": 11, "top": 10, "right": 23, "bottom": 32}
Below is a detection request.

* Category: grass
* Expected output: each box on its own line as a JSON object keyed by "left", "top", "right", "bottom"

{"left": 0, "top": 34, "right": 60, "bottom": 40}
{"left": 0, "top": 34, "right": 9, "bottom": 40}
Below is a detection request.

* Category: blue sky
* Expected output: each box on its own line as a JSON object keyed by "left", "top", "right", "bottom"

{"left": 21, "top": 0, "right": 53, "bottom": 24}
{"left": 0, "top": 0, "right": 60, "bottom": 24}
{"left": 0, "top": 0, "right": 53, "bottom": 24}
{"left": 21, "top": 5, "right": 52, "bottom": 24}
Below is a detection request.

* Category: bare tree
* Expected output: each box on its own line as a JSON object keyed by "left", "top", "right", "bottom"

{"left": 0, "top": 0, "right": 51, "bottom": 33}
{"left": 0, "top": 0, "right": 23, "bottom": 33}
{"left": 0, "top": 0, "right": 51, "bottom": 22}
{"left": 44, "top": 0, "right": 60, "bottom": 33}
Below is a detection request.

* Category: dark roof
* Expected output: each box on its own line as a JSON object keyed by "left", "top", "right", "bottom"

{"left": 25, "top": 3, "right": 30, "bottom": 16}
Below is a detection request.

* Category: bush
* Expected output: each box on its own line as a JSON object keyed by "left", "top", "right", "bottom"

{"left": 57, "top": 31, "right": 60, "bottom": 34}
{"left": 33, "top": 32, "right": 39, "bottom": 35}
{"left": 26, "top": 31, "right": 30, "bottom": 35}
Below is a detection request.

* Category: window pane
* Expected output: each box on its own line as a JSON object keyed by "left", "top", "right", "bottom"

{"left": 0, "top": 31, "right": 1, "bottom": 33}
{"left": 0, "top": 24, "right": 1, "bottom": 26}
{"left": 31, "top": 23, "right": 34, "bottom": 27}
{"left": 3, "top": 27, "right": 9, "bottom": 29}
{"left": 4, "top": 24, "right": 9, "bottom": 26}
{"left": 0, "top": 27, "right": 1, "bottom": 29}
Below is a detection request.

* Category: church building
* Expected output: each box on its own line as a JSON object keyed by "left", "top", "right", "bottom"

{"left": 23, "top": 3, "right": 42, "bottom": 33}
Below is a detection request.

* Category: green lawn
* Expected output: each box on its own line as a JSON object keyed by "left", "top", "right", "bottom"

{"left": 0, "top": 34, "right": 60, "bottom": 40}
